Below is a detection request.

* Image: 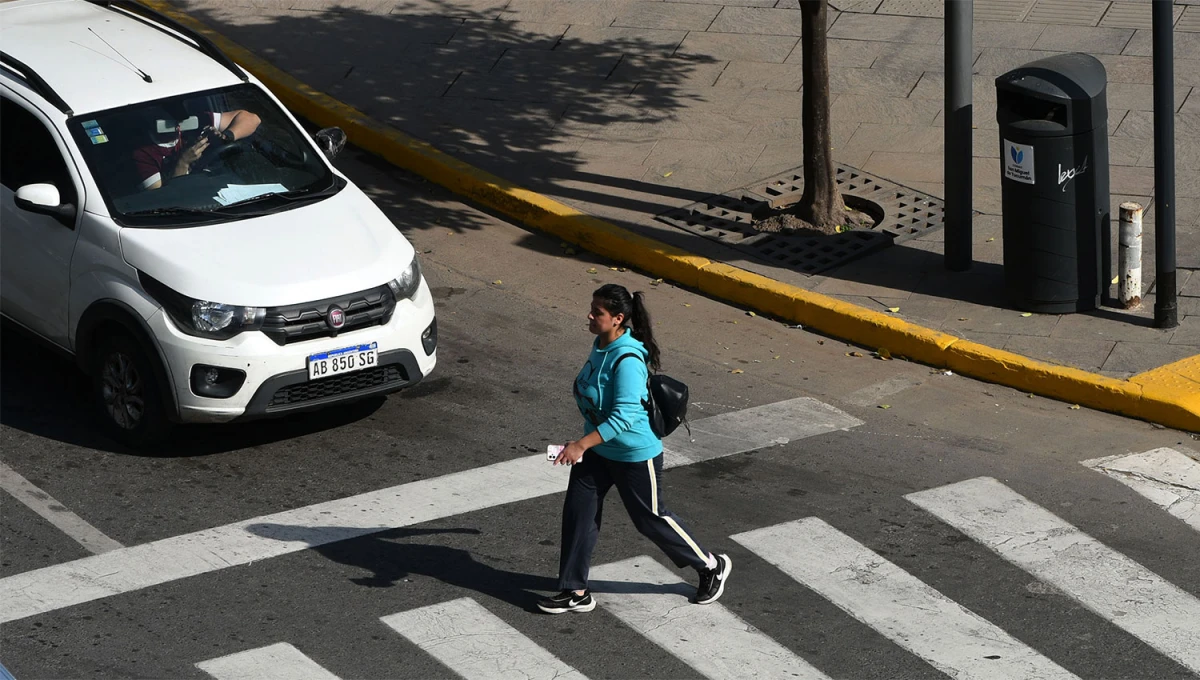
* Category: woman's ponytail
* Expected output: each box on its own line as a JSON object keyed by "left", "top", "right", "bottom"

{"left": 629, "top": 291, "right": 661, "bottom": 372}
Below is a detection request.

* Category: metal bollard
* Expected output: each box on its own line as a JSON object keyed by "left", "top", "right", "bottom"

{"left": 1119, "top": 202, "right": 1143, "bottom": 309}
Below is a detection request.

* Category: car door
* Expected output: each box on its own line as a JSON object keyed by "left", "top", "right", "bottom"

{"left": 0, "top": 95, "right": 83, "bottom": 348}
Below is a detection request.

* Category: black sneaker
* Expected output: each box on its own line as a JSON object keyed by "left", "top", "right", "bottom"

{"left": 695, "top": 554, "right": 732, "bottom": 605}
{"left": 537, "top": 589, "right": 596, "bottom": 614}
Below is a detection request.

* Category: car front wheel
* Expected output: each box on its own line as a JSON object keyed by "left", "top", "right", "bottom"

{"left": 91, "top": 333, "right": 171, "bottom": 448}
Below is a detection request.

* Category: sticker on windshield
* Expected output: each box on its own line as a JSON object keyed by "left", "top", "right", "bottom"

{"left": 81, "top": 119, "right": 100, "bottom": 129}
{"left": 85, "top": 126, "right": 108, "bottom": 144}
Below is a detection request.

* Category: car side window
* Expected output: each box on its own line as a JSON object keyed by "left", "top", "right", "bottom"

{"left": 0, "top": 97, "right": 77, "bottom": 206}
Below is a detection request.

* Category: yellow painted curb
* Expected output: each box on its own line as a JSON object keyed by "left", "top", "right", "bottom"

{"left": 141, "top": 1, "right": 1198, "bottom": 433}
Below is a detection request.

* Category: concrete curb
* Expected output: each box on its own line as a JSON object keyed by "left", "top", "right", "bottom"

{"left": 143, "top": 0, "right": 1199, "bottom": 433}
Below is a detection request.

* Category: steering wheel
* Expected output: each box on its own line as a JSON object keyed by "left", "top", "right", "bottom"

{"left": 252, "top": 138, "right": 308, "bottom": 169}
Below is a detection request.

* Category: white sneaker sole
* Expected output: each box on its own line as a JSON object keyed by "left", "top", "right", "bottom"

{"left": 537, "top": 599, "right": 596, "bottom": 614}
{"left": 695, "top": 555, "right": 732, "bottom": 605}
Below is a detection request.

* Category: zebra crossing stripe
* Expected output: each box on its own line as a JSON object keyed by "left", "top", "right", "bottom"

{"left": 0, "top": 397, "right": 858, "bottom": 625}
{"left": 589, "top": 556, "right": 831, "bottom": 680}
{"left": 1082, "top": 448, "right": 1200, "bottom": 533}
{"left": 381, "top": 598, "right": 587, "bottom": 680}
{"left": 732, "top": 518, "right": 1079, "bottom": 680}
{"left": 906, "top": 477, "right": 1200, "bottom": 675}
{"left": 196, "top": 642, "right": 337, "bottom": 680}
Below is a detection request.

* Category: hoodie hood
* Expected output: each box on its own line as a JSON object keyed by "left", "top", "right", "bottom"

{"left": 594, "top": 330, "right": 647, "bottom": 357}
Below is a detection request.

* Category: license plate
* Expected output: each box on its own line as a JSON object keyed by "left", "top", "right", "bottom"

{"left": 307, "top": 342, "right": 378, "bottom": 380}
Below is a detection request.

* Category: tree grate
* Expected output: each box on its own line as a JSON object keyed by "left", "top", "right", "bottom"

{"left": 656, "top": 162, "right": 946, "bottom": 275}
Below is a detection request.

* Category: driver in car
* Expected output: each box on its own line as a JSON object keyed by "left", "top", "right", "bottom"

{"left": 133, "top": 109, "right": 261, "bottom": 190}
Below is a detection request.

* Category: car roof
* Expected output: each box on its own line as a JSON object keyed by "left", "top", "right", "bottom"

{"left": 0, "top": 0, "right": 244, "bottom": 116}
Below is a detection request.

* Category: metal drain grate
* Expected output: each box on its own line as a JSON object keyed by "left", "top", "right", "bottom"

{"left": 657, "top": 163, "right": 945, "bottom": 276}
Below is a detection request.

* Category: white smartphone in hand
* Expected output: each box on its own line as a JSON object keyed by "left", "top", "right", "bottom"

{"left": 547, "top": 445, "right": 565, "bottom": 461}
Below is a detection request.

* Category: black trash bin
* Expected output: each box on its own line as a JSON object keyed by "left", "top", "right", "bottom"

{"left": 996, "top": 53, "right": 1110, "bottom": 313}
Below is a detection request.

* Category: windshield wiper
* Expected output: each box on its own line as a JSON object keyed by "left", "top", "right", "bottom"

{"left": 123, "top": 206, "right": 240, "bottom": 218}
{"left": 221, "top": 179, "right": 344, "bottom": 210}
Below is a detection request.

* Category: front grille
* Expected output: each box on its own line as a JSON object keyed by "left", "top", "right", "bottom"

{"left": 268, "top": 364, "right": 407, "bottom": 407}
{"left": 262, "top": 285, "right": 396, "bottom": 346}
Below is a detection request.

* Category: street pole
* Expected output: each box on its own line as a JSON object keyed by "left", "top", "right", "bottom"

{"left": 1152, "top": 0, "right": 1177, "bottom": 328}
{"left": 945, "top": 0, "right": 972, "bottom": 271}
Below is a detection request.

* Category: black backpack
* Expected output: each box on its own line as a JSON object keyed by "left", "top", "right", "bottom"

{"left": 613, "top": 353, "right": 689, "bottom": 439}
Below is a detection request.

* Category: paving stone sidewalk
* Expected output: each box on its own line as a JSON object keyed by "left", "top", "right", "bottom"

{"left": 171, "top": 0, "right": 1199, "bottom": 378}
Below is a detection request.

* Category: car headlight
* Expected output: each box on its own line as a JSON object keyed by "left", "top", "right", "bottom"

{"left": 388, "top": 256, "right": 422, "bottom": 301}
{"left": 139, "top": 273, "right": 265, "bottom": 340}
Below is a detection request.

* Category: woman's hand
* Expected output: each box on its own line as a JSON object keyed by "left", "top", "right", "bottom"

{"left": 555, "top": 440, "right": 587, "bottom": 466}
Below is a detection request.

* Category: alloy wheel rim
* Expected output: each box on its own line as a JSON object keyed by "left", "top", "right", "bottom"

{"left": 101, "top": 351, "right": 144, "bottom": 430}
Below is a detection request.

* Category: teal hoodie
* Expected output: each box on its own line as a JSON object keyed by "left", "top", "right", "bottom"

{"left": 573, "top": 331, "right": 661, "bottom": 462}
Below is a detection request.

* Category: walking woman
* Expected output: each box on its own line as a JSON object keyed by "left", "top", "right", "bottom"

{"left": 538, "top": 284, "right": 731, "bottom": 614}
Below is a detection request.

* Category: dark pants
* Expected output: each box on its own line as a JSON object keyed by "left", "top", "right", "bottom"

{"left": 558, "top": 450, "right": 710, "bottom": 591}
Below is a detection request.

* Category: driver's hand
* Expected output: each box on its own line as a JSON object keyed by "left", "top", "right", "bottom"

{"left": 179, "top": 135, "right": 211, "bottom": 167}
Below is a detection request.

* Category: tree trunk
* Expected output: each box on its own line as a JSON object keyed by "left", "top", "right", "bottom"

{"left": 797, "top": 0, "right": 845, "bottom": 229}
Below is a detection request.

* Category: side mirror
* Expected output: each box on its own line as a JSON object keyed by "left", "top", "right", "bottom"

{"left": 314, "top": 127, "right": 347, "bottom": 160}
{"left": 15, "top": 183, "right": 74, "bottom": 226}
{"left": 15, "top": 183, "right": 60, "bottom": 208}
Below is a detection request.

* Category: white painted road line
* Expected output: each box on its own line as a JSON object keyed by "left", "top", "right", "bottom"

{"left": 732, "top": 518, "right": 1079, "bottom": 680}
{"left": 382, "top": 597, "right": 587, "bottom": 680}
{"left": 589, "top": 556, "right": 831, "bottom": 680}
{"left": 843, "top": 375, "right": 924, "bottom": 408}
{"left": 665, "top": 398, "right": 863, "bottom": 465}
{"left": 0, "top": 461, "right": 123, "bottom": 555}
{"left": 0, "top": 397, "right": 859, "bottom": 624}
{"left": 1083, "top": 448, "right": 1200, "bottom": 532}
{"left": 196, "top": 642, "right": 338, "bottom": 680}
{"left": 907, "top": 477, "right": 1200, "bottom": 675}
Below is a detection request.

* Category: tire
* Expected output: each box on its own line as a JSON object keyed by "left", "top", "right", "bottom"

{"left": 91, "top": 332, "right": 172, "bottom": 448}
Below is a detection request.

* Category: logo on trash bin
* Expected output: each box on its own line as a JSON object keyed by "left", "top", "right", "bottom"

{"left": 1003, "top": 139, "right": 1032, "bottom": 184}
{"left": 1003, "top": 139, "right": 1035, "bottom": 185}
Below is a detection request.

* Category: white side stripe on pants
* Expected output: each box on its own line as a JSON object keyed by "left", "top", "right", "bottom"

{"left": 907, "top": 477, "right": 1200, "bottom": 675}
{"left": 732, "top": 518, "right": 1079, "bottom": 680}
{"left": 1082, "top": 447, "right": 1200, "bottom": 533}
{"left": 381, "top": 597, "right": 587, "bottom": 680}
{"left": 589, "top": 556, "right": 831, "bottom": 680}
{"left": 196, "top": 642, "right": 337, "bottom": 680}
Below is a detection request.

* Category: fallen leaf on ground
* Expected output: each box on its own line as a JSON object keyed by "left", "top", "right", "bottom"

{"left": 1112, "top": 276, "right": 1119, "bottom": 284}
{"left": 1069, "top": 404, "right": 1081, "bottom": 410}
{"left": 877, "top": 348, "right": 893, "bottom": 360}
{"left": 817, "top": 340, "right": 824, "bottom": 345}
{"left": 586, "top": 267, "right": 598, "bottom": 274}
{"left": 492, "top": 280, "right": 502, "bottom": 285}
{"left": 1020, "top": 312, "right": 1033, "bottom": 317}
{"left": 887, "top": 307, "right": 900, "bottom": 313}
{"left": 878, "top": 404, "right": 891, "bottom": 409}
{"left": 730, "top": 369, "right": 744, "bottom": 374}
{"left": 683, "top": 303, "right": 691, "bottom": 307}
{"left": 846, "top": 351, "right": 864, "bottom": 357}
{"left": 773, "top": 355, "right": 781, "bottom": 360}
{"left": 986, "top": 237, "right": 995, "bottom": 242}
{"left": 958, "top": 317, "right": 969, "bottom": 321}
{"left": 747, "top": 311, "right": 757, "bottom": 317}
{"left": 663, "top": 171, "right": 673, "bottom": 177}
{"left": 610, "top": 267, "right": 619, "bottom": 271}
{"left": 650, "top": 278, "right": 664, "bottom": 286}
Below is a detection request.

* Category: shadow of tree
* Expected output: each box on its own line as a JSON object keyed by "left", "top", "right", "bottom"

{"left": 174, "top": 0, "right": 722, "bottom": 232}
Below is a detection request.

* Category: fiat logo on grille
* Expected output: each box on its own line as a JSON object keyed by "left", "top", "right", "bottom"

{"left": 327, "top": 307, "right": 346, "bottom": 330}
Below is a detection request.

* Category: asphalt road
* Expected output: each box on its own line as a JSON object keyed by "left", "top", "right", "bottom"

{"left": 2, "top": 150, "right": 1198, "bottom": 680}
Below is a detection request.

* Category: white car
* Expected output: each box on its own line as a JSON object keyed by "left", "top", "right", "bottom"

{"left": 0, "top": 0, "right": 437, "bottom": 446}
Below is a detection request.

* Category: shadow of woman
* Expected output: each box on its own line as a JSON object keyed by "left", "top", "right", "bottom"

{"left": 247, "top": 523, "right": 561, "bottom": 613}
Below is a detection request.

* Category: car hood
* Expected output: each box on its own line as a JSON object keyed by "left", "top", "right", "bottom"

{"left": 120, "top": 185, "right": 414, "bottom": 307}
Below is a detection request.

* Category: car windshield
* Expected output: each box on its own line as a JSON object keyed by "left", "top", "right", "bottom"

{"left": 68, "top": 84, "right": 338, "bottom": 226}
